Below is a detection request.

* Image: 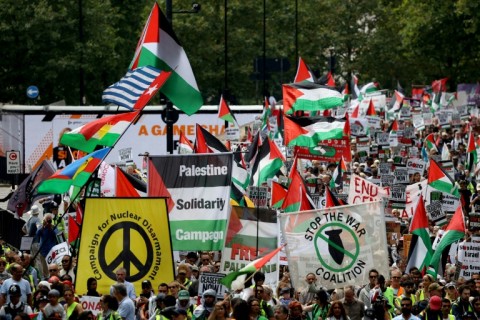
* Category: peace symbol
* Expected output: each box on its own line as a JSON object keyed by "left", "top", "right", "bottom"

{"left": 99, "top": 222, "right": 153, "bottom": 282}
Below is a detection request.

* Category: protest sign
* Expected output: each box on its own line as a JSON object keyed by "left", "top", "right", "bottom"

{"left": 348, "top": 174, "right": 389, "bottom": 204}
{"left": 198, "top": 273, "right": 229, "bottom": 299}
{"left": 79, "top": 296, "right": 102, "bottom": 316}
{"left": 279, "top": 201, "right": 390, "bottom": 290}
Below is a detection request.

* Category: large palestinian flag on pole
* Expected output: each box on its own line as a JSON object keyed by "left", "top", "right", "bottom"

{"left": 250, "top": 137, "right": 285, "bottom": 186}
{"left": 129, "top": 2, "right": 203, "bottom": 115}
{"left": 283, "top": 82, "right": 344, "bottom": 115}
{"left": 284, "top": 115, "right": 348, "bottom": 148}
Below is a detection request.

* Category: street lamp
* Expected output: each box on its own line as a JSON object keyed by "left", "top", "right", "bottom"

{"left": 163, "top": 1, "right": 201, "bottom": 154}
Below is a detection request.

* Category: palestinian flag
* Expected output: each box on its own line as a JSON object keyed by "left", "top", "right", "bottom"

{"left": 220, "top": 245, "right": 284, "bottom": 289}
{"left": 428, "top": 158, "right": 459, "bottom": 197}
{"left": 60, "top": 112, "right": 139, "bottom": 153}
{"left": 431, "top": 78, "right": 448, "bottom": 93}
{"left": 147, "top": 158, "right": 175, "bottom": 212}
{"left": 116, "top": 166, "right": 147, "bottom": 197}
{"left": 294, "top": 57, "right": 315, "bottom": 83}
{"left": 68, "top": 203, "right": 83, "bottom": 245}
{"left": 350, "top": 103, "right": 360, "bottom": 118}
{"left": 330, "top": 158, "right": 347, "bottom": 189}
{"left": 427, "top": 203, "right": 465, "bottom": 278}
{"left": 250, "top": 137, "right": 285, "bottom": 186}
{"left": 467, "top": 130, "right": 478, "bottom": 175}
{"left": 178, "top": 130, "right": 194, "bottom": 154}
{"left": 366, "top": 98, "right": 377, "bottom": 116}
{"left": 360, "top": 82, "right": 380, "bottom": 94}
{"left": 406, "top": 195, "right": 433, "bottom": 272}
{"left": 281, "top": 168, "right": 315, "bottom": 213}
{"left": 194, "top": 124, "right": 229, "bottom": 153}
{"left": 325, "top": 186, "right": 345, "bottom": 208}
{"left": 218, "top": 95, "right": 238, "bottom": 125}
{"left": 231, "top": 152, "right": 251, "bottom": 205}
{"left": 129, "top": 2, "right": 203, "bottom": 115}
{"left": 271, "top": 181, "right": 287, "bottom": 208}
{"left": 245, "top": 131, "right": 262, "bottom": 165}
{"left": 326, "top": 71, "right": 335, "bottom": 87}
{"left": 424, "top": 133, "right": 438, "bottom": 153}
{"left": 388, "top": 90, "right": 405, "bottom": 113}
{"left": 282, "top": 82, "right": 344, "bottom": 115}
{"left": 284, "top": 115, "right": 348, "bottom": 148}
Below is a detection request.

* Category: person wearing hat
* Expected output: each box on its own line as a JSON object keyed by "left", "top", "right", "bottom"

{"left": 0, "top": 284, "right": 33, "bottom": 318}
{"left": 175, "top": 290, "right": 193, "bottom": 320}
{"left": 42, "top": 289, "right": 66, "bottom": 320}
{"left": 0, "top": 263, "right": 32, "bottom": 307}
{"left": 419, "top": 295, "right": 443, "bottom": 320}
{"left": 176, "top": 265, "right": 192, "bottom": 290}
{"left": 192, "top": 289, "right": 216, "bottom": 320}
{"left": 445, "top": 283, "right": 458, "bottom": 302}
{"left": 23, "top": 205, "right": 42, "bottom": 236}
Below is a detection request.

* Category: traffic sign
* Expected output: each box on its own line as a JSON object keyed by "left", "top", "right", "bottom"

{"left": 26, "top": 85, "right": 39, "bottom": 99}
{"left": 6, "top": 150, "right": 21, "bottom": 174}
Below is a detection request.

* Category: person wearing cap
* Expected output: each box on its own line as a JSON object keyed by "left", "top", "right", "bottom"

{"left": 190, "top": 265, "right": 199, "bottom": 281}
{"left": 0, "top": 284, "right": 33, "bottom": 319}
{"left": 429, "top": 284, "right": 444, "bottom": 299}
{"left": 42, "top": 289, "right": 66, "bottom": 320}
{"left": 175, "top": 290, "right": 193, "bottom": 320}
{"left": 419, "top": 295, "right": 443, "bottom": 320}
{"left": 138, "top": 280, "right": 155, "bottom": 320}
{"left": 452, "top": 285, "right": 474, "bottom": 320}
{"left": 176, "top": 265, "right": 192, "bottom": 290}
{"left": 192, "top": 289, "right": 216, "bottom": 320}
{"left": 278, "top": 288, "right": 292, "bottom": 307}
{"left": 392, "top": 297, "right": 419, "bottom": 320}
{"left": 0, "top": 263, "right": 32, "bottom": 307}
{"left": 34, "top": 293, "right": 49, "bottom": 316}
{"left": 445, "top": 283, "right": 458, "bottom": 302}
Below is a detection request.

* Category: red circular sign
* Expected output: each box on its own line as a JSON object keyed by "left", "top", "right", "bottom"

{"left": 9, "top": 152, "right": 17, "bottom": 160}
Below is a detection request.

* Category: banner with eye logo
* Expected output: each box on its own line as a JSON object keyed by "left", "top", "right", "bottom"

{"left": 280, "top": 201, "right": 390, "bottom": 290}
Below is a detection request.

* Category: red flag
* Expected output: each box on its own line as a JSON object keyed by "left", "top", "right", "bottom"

{"left": 148, "top": 159, "right": 175, "bottom": 212}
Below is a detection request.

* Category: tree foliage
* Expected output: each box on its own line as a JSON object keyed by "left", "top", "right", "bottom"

{"left": 1, "top": 0, "right": 479, "bottom": 106}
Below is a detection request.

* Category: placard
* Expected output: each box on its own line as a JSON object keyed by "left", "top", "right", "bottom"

{"left": 198, "top": 272, "right": 229, "bottom": 299}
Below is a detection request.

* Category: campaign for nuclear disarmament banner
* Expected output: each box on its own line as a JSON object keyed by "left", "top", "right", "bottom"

{"left": 279, "top": 201, "right": 390, "bottom": 290}
{"left": 149, "top": 154, "right": 232, "bottom": 250}
{"left": 76, "top": 198, "right": 174, "bottom": 295}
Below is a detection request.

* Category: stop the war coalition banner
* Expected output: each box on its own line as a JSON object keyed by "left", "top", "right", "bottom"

{"left": 280, "top": 201, "right": 390, "bottom": 290}
{"left": 149, "top": 154, "right": 232, "bottom": 251}
{"left": 76, "top": 198, "right": 174, "bottom": 295}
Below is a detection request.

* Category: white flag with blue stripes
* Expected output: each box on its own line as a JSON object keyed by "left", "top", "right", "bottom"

{"left": 102, "top": 66, "right": 161, "bottom": 110}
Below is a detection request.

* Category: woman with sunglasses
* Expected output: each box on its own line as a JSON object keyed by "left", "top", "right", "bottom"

{"left": 97, "top": 295, "right": 121, "bottom": 320}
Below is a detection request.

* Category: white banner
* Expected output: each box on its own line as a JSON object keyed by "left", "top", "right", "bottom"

{"left": 280, "top": 201, "right": 390, "bottom": 290}
{"left": 79, "top": 296, "right": 101, "bottom": 316}
{"left": 348, "top": 174, "right": 389, "bottom": 204}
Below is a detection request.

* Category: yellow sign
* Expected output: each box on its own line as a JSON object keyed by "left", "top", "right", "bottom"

{"left": 76, "top": 198, "right": 174, "bottom": 295}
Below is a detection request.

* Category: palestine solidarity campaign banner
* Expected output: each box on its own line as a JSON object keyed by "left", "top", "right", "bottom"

{"left": 149, "top": 154, "right": 233, "bottom": 251}
{"left": 279, "top": 201, "right": 389, "bottom": 290}
{"left": 76, "top": 198, "right": 174, "bottom": 295}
